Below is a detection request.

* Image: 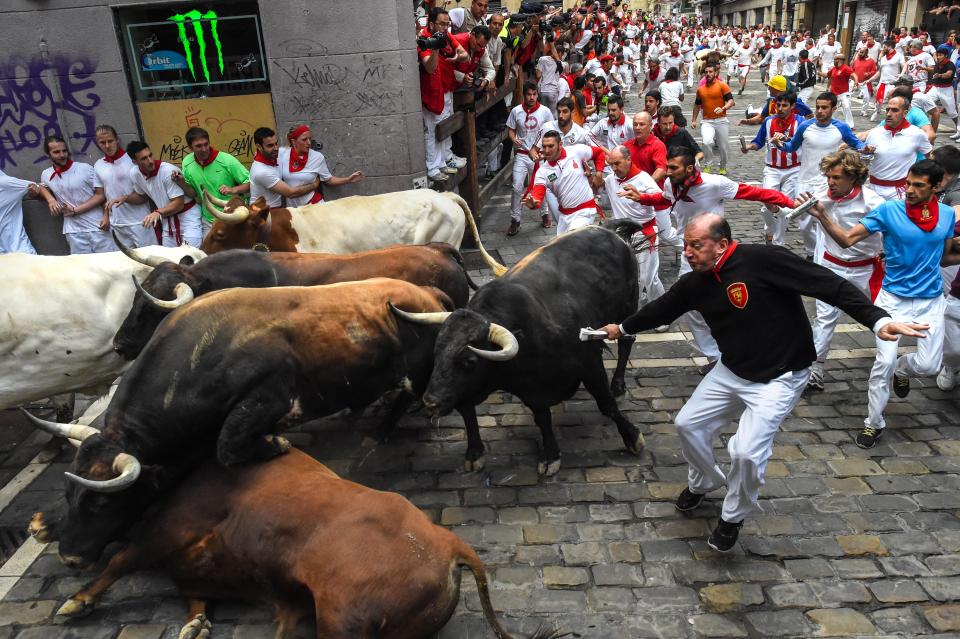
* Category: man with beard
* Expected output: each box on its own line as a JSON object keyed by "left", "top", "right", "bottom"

{"left": 40, "top": 135, "right": 111, "bottom": 253}
{"left": 692, "top": 62, "right": 734, "bottom": 175}
{"left": 248, "top": 127, "right": 322, "bottom": 209}
{"left": 507, "top": 82, "right": 554, "bottom": 234}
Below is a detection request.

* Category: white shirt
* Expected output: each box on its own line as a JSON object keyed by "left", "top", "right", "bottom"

{"left": 662, "top": 172, "right": 740, "bottom": 230}
{"left": 129, "top": 160, "right": 200, "bottom": 237}
{"left": 659, "top": 53, "right": 684, "bottom": 72}
{"left": 249, "top": 158, "right": 283, "bottom": 208}
{"left": 41, "top": 162, "right": 102, "bottom": 234}
{"left": 815, "top": 185, "right": 885, "bottom": 261}
{"left": 0, "top": 170, "right": 35, "bottom": 254}
{"left": 878, "top": 52, "right": 904, "bottom": 84}
{"left": 912, "top": 91, "right": 936, "bottom": 113}
{"left": 681, "top": 44, "right": 696, "bottom": 63}
{"left": 782, "top": 45, "right": 801, "bottom": 76}
{"left": 537, "top": 55, "right": 561, "bottom": 94}
{"left": 765, "top": 45, "right": 785, "bottom": 70}
{"left": 278, "top": 148, "right": 331, "bottom": 208}
{"left": 604, "top": 169, "right": 660, "bottom": 224}
{"left": 507, "top": 103, "right": 554, "bottom": 152}
{"left": 818, "top": 42, "right": 839, "bottom": 71}
{"left": 532, "top": 144, "right": 598, "bottom": 210}
{"left": 735, "top": 45, "right": 754, "bottom": 66}
{"left": 859, "top": 41, "right": 881, "bottom": 62}
{"left": 590, "top": 115, "right": 635, "bottom": 148}
{"left": 94, "top": 153, "right": 151, "bottom": 226}
{"left": 541, "top": 120, "right": 590, "bottom": 147}
{"left": 865, "top": 124, "right": 933, "bottom": 181}
{"left": 907, "top": 52, "right": 935, "bottom": 85}
{"left": 659, "top": 79, "right": 684, "bottom": 107}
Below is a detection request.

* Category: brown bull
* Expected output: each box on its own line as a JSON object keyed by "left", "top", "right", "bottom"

{"left": 48, "top": 449, "right": 563, "bottom": 639}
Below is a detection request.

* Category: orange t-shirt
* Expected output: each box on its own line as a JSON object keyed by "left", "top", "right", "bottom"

{"left": 696, "top": 80, "right": 733, "bottom": 120}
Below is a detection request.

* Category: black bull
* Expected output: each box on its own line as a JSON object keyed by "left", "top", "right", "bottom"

{"left": 113, "top": 238, "right": 474, "bottom": 360}
{"left": 25, "top": 278, "right": 483, "bottom": 567}
{"left": 393, "top": 226, "right": 643, "bottom": 476}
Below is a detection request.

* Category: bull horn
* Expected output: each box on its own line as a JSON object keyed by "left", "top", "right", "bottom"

{"left": 203, "top": 188, "right": 230, "bottom": 209}
{"left": 19, "top": 409, "right": 100, "bottom": 442}
{"left": 203, "top": 190, "right": 249, "bottom": 224}
{"left": 388, "top": 302, "right": 450, "bottom": 325}
{"left": 64, "top": 453, "right": 141, "bottom": 493}
{"left": 467, "top": 323, "right": 519, "bottom": 361}
{"left": 111, "top": 229, "right": 171, "bottom": 268}
{"left": 131, "top": 275, "right": 194, "bottom": 311}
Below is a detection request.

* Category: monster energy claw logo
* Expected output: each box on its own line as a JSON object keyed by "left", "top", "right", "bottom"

{"left": 169, "top": 9, "right": 224, "bottom": 83}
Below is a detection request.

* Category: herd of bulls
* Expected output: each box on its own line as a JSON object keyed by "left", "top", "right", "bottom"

{"left": 7, "top": 189, "right": 649, "bottom": 638}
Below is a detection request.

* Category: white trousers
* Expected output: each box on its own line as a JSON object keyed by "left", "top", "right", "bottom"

{"left": 870, "top": 183, "right": 902, "bottom": 201}
{"left": 867, "top": 289, "right": 946, "bottom": 429}
{"left": 675, "top": 361, "right": 809, "bottom": 522}
{"left": 679, "top": 254, "right": 721, "bottom": 360}
{"left": 656, "top": 207, "right": 684, "bottom": 249}
{"left": 540, "top": 91, "right": 559, "bottom": 118}
{"left": 701, "top": 118, "right": 729, "bottom": 171}
{"left": 930, "top": 85, "right": 959, "bottom": 119}
{"left": 201, "top": 217, "right": 213, "bottom": 239}
{"left": 422, "top": 92, "right": 454, "bottom": 173}
{"left": 813, "top": 260, "right": 874, "bottom": 362}
{"left": 65, "top": 230, "right": 116, "bottom": 254}
{"left": 111, "top": 223, "right": 157, "bottom": 249}
{"left": 556, "top": 207, "right": 597, "bottom": 234}
{"left": 760, "top": 165, "right": 799, "bottom": 246}
{"left": 858, "top": 84, "right": 874, "bottom": 115}
{"left": 836, "top": 92, "right": 854, "bottom": 126}
{"left": 798, "top": 86, "right": 814, "bottom": 105}
{"left": 511, "top": 153, "right": 539, "bottom": 221}
{"left": 157, "top": 216, "right": 203, "bottom": 249}
{"left": 944, "top": 294, "right": 960, "bottom": 371}
{"left": 637, "top": 242, "right": 665, "bottom": 303}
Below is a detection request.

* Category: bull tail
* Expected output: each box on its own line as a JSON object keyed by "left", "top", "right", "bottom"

{"left": 457, "top": 545, "right": 568, "bottom": 639}
{"left": 441, "top": 192, "right": 508, "bottom": 277}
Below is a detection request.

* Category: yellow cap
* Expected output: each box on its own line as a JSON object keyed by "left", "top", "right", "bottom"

{"left": 767, "top": 75, "right": 787, "bottom": 92}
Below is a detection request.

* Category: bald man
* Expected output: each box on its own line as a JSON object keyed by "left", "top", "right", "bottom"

{"left": 600, "top": 214, "right": 926, "bottom": 552}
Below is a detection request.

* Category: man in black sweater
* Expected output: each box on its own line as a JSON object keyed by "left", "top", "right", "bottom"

{"left": 654, "top": 106, "right": 703, "bottom": 165}
{"left": 600, "top": 214, "right": 927, "bottom": 551}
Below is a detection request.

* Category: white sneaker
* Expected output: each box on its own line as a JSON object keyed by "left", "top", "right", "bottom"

{"left": 448, "top": 155, "right": 468, "bottom": 169}
{"left": 654, "top": 324, "right": 670, "bottom": 333}
{"left": 937, "top": 366, "right": 956, "bottom": 391}
{"left": 427, "top": 170, "right": 449, "bottom": 182}
{"left": 869, "top": 112, "right": 878, "bottom": 122}
{"left": 950, "top": 132, "right": 960, "bottom": 141}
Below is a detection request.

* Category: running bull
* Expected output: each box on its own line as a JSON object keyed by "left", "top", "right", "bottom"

{"left": 24, "top": 278, "right": 473, "bottom": 566}
{"left": 392, "top": 226, "right": 643, "bottom": 476}
{"left": 0, "top": 245, "right": 204, "bottom": 411}
{"left": 39, "top": 449, "right": 562, "bottom": 639}
{"left": 113, "top": 234, "right": 475, "bottom": 360}
{"left": 200, "top": 189, "right": 507, "bottom": 275}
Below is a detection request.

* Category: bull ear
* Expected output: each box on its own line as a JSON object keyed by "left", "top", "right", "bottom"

{"left": 178, "top": 255, "right": 195, "bottom": 266}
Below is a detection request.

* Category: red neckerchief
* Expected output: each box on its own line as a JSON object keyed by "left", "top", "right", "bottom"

{"left": 655, "top": 124, "right": 680, "bottom": 143}
{"left": 711, "top": 240, "right": 739, "bottom": 281}
{"left": 288, "top": 148, "right": 308, "bottom": 173}
{"left": 648, "top": 66, "right": 661, "bottom": 81}
{"left": 253, "top": 151, "right": 277, "bottom": 167}
{"left": 770, "top": 111, "right": 796, "bottom": 135}
{"left": 608, "top": 113, "right": 626, "bottom": 127}
{"left": 139, "top": 160, "right": 161, "bottom": 179}
{"left": 618, "top": 164, "right": 642, "bottom": 183}
{"left": 671, "top": 169, "right": 703, "bottom": 202}
{"left": 884, "top": 118, "right": 911, "bottom": 133}
{"left": 885, "top": 51, "right": 897, "bottom": 60}
{"left": 828, "top": 186, "right": 861, "bottom": 202}
{"left": 522, "top": 101, "right": 543, "bottom": 115}
{"left": 50, "top": 159, "right": 74, "bottom": 179}
{"left": 905, "top": 194, "right": 940, "bottom": 232}
{"left": 195, "top": 148, "right": 219, "bottom": 168}
{"left": 104, "top": 150, "right": 125, "bottom": 164}
{"left": 547, "top": 148, "right": 567, "bottom": 167}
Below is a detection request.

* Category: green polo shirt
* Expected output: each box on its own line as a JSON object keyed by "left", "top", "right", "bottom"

{"left": 181, "top": 150, "right": 250, "bottom": 223}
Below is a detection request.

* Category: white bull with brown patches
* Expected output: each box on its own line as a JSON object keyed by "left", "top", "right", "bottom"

{"left": 200, "top": 189, "right": 507, "bottom": 275}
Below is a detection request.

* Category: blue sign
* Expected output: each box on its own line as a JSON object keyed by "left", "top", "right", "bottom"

{"left": 142, "top": 50, "right": 188, "bottom": 71}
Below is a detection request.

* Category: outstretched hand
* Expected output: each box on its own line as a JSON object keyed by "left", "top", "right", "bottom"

{"left": 877, "top": 321, "right": 929, "bottom": 342}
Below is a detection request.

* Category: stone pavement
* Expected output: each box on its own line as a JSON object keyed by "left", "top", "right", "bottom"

{"left": 1, "top": 81, "right": 959, "bottom": 638}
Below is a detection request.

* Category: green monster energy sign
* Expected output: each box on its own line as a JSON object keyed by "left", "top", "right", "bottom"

{"left": 168, "top": 9, "right": 224, "bottom": 83}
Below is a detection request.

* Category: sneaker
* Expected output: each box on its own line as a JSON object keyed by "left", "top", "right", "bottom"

{"left": 951, "top": 132, "right": 960, "bottom": 141}
{"left": 448, "top": 155, "right": 468, "bottom": 169}
{"left": 870, "top": 112, "right": 878, "bottom": 122}
{"left": 893, "top": 370, "right": 910, "bottom": 398}
{"left": 807, "top": 366, "right": 824, "bottom": 391}
{"left": 707, "top": 518, "right": 743, "bottom": 552}
{"left": 427, "top": 170, "right": 449, "bottom": 182}
{"left": 937, "top": 366, "right": 956, "bottom": 391}
{"left": 541, "top": 214, "right": 552, "bottom": 229}
{"left": 856, "top": 425, "right": 884, "bottom": 449}
{"left": 442, "top": 164, "right": 459, "bottom": 175}
{"left": 702, "top": 166, "right": 714, "bottom": 174}
{"left": 718, "top": 168, "right": 728, "bottom": 176}
{"left": 675, "top": 487, "right": 705, "bottom": 512}
{"left": 654, "top": 324, "right": 670, "bottom": 333}
{"left": 506, "top": 220, "right": 521, "bottom": 236}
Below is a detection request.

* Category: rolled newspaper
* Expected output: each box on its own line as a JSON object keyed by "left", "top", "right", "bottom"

{"left": 579, "top": 327, "right": 609, "bottom": 341}
{"left": 782, "top": 196, "right": 820, "bottom": 221}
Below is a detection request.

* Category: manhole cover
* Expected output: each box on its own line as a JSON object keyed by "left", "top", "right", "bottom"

{"left": 0, "top": 527, "right": 28, "bottom": 565}
{"left": 461, "top": 248, "right": 503, "bottom": 272}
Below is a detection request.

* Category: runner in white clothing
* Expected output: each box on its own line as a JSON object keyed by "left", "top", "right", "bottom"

{"left": 248, "top": 127, "right": 323, "bottom": 210}
{"left": 733, "top": 37, "right": 755, "bottom": 94}
{"left": 523, "top": 133, "right": 605, "bottom": 235}
{"left": 280, "top": 124, "right": 363, "bottom": 208}
{"left": 507, "top": 82, "right": 555, "bottom": 234}
{"left": 905, "top": 40, "right": 935, "bottom": 92}
{"left": 0, "top": 169, "right": 44, "bottom": 254}
{"left": 869, "top": 41, "right": 906, "bottom": 120}
{"left": 861, "top": 97, "right": 933, "bottom": 199}
{"left": 95, "top": 125, "right": 155, "bottom": 248}
{"left": 40, "top": 136, "right": 111, "bottom": 254}
{"left": 803, "top": 151, "right": 886, "bottom": 390}
{"left": 536, "top": 98, "right": 591, "bottom": 223}
{"left": 589, "top": 95, "right": 635, "bottom": 153}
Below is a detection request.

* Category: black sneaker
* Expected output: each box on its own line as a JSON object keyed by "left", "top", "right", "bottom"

{"left": 506, "top": 220, "right": 521, "bottom": 237}
{"left": 893, "top": 370, "right": 910, "bottom": 398}
{"left": 675, "top": 488, "right": 705, "bottom": 512}
{"left": 707, "top": 518, "right": 743, "bottom": 552}
{"left": 856, "top": 425, "right": 883, "bottom": 449}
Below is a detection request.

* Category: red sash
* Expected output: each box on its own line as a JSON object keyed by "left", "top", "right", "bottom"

{"left": 822, "top": 251, "right": 884, "bottom": 301}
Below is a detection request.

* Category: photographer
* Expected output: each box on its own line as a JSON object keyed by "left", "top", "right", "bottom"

{"left": 449, "top": 0, "right": 487, "bottom": 35}
{"left": 419, "top": 7, "right": 468, "bottom": 183}
{"left": 453, "top": 25, "right": 495, "bottom": 94}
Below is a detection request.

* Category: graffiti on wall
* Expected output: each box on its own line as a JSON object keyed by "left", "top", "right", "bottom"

{"left": 0, "top": 55, "right": 101, "bottom": 170}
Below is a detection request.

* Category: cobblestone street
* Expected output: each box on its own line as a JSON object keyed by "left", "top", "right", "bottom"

{"left": 1, "top": 81, "right": 959, "bottom": 638}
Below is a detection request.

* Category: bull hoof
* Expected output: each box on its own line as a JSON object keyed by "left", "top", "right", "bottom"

{"left": 28, "top": 512, "right": 54, "bottom": 543}
{"left": 610, "top": 378, "right": 627, "bottom": 397}
{"left": 179, "top": 614, "right": 212, "bottom": 639}
{"left": 464, "top": 455, "right": 486, "bottom": 473}
{"left": 57, "top": 597, "right": 93, "bottom": 618}
{"left": 265, "top": 435, "right": 291, "bottom": 453}
{"left": 625, "top": 431, "right": 645, "bottom": 456}
{"left": 537, "top": 458, "right": 562, "bottom": 477}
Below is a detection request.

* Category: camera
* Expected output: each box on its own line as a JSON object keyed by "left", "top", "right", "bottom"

{"left": 417, "top": 32, "right": 448, "bottom": 50}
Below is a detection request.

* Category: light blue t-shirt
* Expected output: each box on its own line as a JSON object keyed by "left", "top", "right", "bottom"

{"left": 906, "top": 108, "right": 931, "bottom": 161}
{"left": 861, "top": 200, "right": 954, "bottom": 299}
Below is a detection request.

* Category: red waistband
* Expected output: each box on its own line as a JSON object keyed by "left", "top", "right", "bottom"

{"left": 181, "top": 199, "right": 196, "bottom": 212}
{"left": 307, "top": 191, "right": 324, "bottom": 204}
{"left": 559, "top": 200, "right": 596, "bottom": 215}
{"left": 822, "top": 251, "right": 880, "bottom": 268}
{"left": 766, "top": 162, "right": 801, "bottom": 169}
{"left": 869, "top": 176, "right": 907, "bottom": 187}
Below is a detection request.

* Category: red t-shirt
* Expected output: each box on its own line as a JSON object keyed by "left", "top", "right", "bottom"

{"left": 828, "top": 65, "right": 855, "bottom": 95}
{"left": 624, "top": 134, "right": 667, "bottom": 177}
{"left": 418, "top": 29, "right": 456, "bottom": 114}
{"left": 852, "top": 58, "right": 877, "bottom": 86}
